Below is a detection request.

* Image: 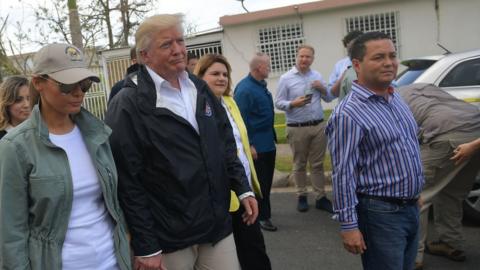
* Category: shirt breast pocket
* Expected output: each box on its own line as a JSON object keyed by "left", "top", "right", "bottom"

{"left": 28, "top": 176, "right": 66, "bottom": 222}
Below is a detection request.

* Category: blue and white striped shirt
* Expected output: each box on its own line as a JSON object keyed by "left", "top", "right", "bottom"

{"left": 325, "top": 82, "right": 424, "bottom": 231}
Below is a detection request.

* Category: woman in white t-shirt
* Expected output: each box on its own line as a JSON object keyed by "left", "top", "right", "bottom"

{"left": 0, "top": 43, "right": 132, "bottom": 270}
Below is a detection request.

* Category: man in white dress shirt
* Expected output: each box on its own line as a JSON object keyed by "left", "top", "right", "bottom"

{"left": 106, "top": 14, "right": 258, "bottom": 270}
{"left": 275, "top": 44, "right": 335, "bottom": 213}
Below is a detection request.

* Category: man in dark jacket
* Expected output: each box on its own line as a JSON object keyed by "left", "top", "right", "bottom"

{"left": 108, "top": 46, "right": 138, "bottom": 103}
{"left": 105, "top": 14, "right": 258, "bottom": 270}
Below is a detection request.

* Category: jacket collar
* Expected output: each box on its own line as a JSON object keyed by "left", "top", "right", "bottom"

{"left": 30, "top": 105, "right": 111, "bottom": 147}
{"left": 292, "top": 66, "right": 311, "bottom": 75}
{"left": 126, "top": 63, "right": 139, "bottom": 75}
{"left": 132, "top": 64, "right": 210, "bottom": 115}
{"left": 126, "top": 65, "right": 157, "bottom": 114}
{"left": 247, "top": 73, "right": 267, "bottom": 88}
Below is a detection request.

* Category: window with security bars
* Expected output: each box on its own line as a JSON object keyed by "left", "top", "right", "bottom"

{"left": 187, "top": 41, "right": 222, "bottom": 58}
{"left": 257, "top": 22, "right": 305, "bottom": 74}
{"left": 346, "top": 12, "right": 399, "bottom": 52}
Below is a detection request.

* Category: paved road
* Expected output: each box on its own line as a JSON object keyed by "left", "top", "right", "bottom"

{"left": 263, "top": 191, "right": 480, "bottom": 270}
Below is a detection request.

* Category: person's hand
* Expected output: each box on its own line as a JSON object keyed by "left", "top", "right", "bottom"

{"left": 250, "top": 145, "right": 258, "bottom": 160}
{"left": 418, "top": 196, "right": 424, "bottom": 208}
{"left": 290, "top": 96, "right": 308, "bottom": 107}
{"left": 311, "top": 80, "right": 327, "bottom": 95}
{"left": 330, "top": 70, "right": 348, "bottom": 97}
{"left": 241, "top": 196, "right": 258, "bottom": 225}
{"left": 340, "top": 229, "right": 367, "bottom": 255}
{"left": 451, "top": 139, "right": 480, "bottom": 165}
{"left": 134, "top": 253, "right": 166, "bottom": 270}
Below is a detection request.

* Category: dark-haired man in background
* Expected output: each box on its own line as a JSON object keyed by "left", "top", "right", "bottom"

{"left": 108, "top": 46, "right": 138, "bottom": 103}
{"left": 327, "top": 30, "right": 363, "bottom": 95}
{"left": 329, "top": 30, "right": 364, "bottom": 100}
{"left": 186, "top": 52, "right": 199, "bottom": 73}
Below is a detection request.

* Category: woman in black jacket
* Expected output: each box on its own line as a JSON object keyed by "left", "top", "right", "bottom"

{"left": 0, "top": 76, "right": 30, "bottom": 139}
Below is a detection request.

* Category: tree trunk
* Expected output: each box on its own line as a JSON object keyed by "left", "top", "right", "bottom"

{"left": 67, "top": 0, "right": 83, "bottom": 49}
{"left": 101, "top": 0, "right": 114, "bottom": 49}
{"left": 120, "top": 0, "right": 129, "bottom": 47}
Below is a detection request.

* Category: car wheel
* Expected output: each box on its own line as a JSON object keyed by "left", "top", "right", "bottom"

{"left": 463, "top": 177, "right": 480, "bottom": 224}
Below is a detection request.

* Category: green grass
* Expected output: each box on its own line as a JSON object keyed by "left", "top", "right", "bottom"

{"left": 275, "top": 155, "right": 293, "bottom": 172}
{"left": 274, "top": 110, "right": 332, "bottom": 144}
{"left": 274, "top": 113, "right": 287, "bottom": 144}
{"left": 274, "top": 110, "right": 333, "bottom": 173}
{"left": 275, "top": 153, "right": 332, "bottom": 173}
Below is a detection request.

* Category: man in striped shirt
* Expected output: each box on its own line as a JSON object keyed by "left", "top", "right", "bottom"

{"left": 325, "top": 32, "right": 424, "bottom": 270}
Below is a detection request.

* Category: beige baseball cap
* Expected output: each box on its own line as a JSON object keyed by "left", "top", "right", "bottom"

{"left": 32, "top": 43, "right": 100, "bottom": 84}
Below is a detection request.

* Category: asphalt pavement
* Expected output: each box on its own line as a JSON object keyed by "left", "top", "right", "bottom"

{"left": 263, "top": 190, "right": 480, "bottom": 270}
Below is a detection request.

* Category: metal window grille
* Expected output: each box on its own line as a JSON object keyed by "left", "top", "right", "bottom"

{"left": 257, "top": 22, "right": 305, "bottom": 74}
{"left": 187, "top": 41, "right": 222, "bottom": 57}
{"left": 104, "top": 56, "right": 131, "bottom": 90}
{"left": 99, "top": 48, "right": 132, "bottom": 117}
{"left": 84, "top": 65, "right": 108, "bottom": 120}
{"left": 346, "top": 11, "right": 400, "bottom": 53}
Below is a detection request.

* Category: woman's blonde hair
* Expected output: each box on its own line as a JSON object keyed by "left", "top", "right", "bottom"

{"left": 0, "top": 76, "right": 29, "bottom": 130}
{"left": 193, "top": 54, "right": 233, "bottom": 96}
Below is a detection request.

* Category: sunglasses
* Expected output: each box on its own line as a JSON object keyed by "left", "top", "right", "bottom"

{"left": 41, "top": 76, "right": 93, "bottom": 94}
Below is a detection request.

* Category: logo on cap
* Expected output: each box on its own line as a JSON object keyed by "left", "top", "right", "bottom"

{"left": 65, "top": 46, "right": 83, "bottom": 61}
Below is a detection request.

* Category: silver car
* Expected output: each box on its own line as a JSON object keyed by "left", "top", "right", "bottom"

{"left": 397, "top": 49, "right": 480, "bottom": 107}
{"left": 396, "top": 48, "right": 480, "bottom": 223}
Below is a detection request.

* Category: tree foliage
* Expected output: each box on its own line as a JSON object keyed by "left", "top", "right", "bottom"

{"left": 35, "top": 1, "right": 72, "bottom": 45}
{"left": 33, "top": 0, "right": 154, "bottom": 50}
{"left": 0, "top": 16, "right": 24, "bottom": 81}
{"left": 83, "top": 0, "right": 153, "bottom": 49}
{"left": 1, "top": 0, "right": 199, "bottom": 80}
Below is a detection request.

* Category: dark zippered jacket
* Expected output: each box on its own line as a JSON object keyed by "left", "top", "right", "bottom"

{"left": 105, "top": 65, "right": 251, "bottom": 256}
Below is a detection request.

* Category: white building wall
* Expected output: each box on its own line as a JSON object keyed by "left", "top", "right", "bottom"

{"left": 221, "top": 0, "right": 480, "bottom": 109}
{"left": 436, "top": 0, "right": 480, "bottom": 53}
{"left": 222, "top": 23, "right": 270, "bottom": 85}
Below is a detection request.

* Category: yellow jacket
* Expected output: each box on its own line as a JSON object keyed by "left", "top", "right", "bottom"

{"left": 223, "top": 96, "right": 263, "bottom": 212}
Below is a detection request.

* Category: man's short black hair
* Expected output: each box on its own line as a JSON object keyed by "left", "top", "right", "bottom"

{"left": 187, "top": 52, "right": 198, "bottom": 61}
{"left": 350, "top": 31, "right": 392, "bottom": 61}
{"left": 342, "top": 30, "right": 364, "bottom": 47}
{"left": 130, "top": 46, "right": 137, "bottom": 60}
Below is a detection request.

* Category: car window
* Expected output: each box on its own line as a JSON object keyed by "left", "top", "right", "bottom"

{"left": 396, "top": 69, "right": 427, "bottom": 87}
{"left": 440, "top": 58, "right": 480, "bottom": 87}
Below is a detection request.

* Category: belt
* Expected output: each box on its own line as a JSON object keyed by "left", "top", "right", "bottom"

{"left": 357, "top": 193, "right": 418, "bottom": 206}
{"left": 286, "top": 119, "right": 323, "bottom": 127}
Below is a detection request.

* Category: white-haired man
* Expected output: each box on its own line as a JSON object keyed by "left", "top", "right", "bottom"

{"left": 106, "top": 14, "right": 257, "bottom": 270}
{"left": 234, "top": 53, "right": 277, "bottom": 232}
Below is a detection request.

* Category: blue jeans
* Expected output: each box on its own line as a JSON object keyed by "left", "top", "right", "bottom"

{"left": 357, "top": 196, "right": 419, "bottom": 270}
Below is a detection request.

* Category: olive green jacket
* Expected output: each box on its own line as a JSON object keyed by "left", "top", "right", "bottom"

{"left": 0, "top": 106, "right": 132, "bottom": 270}
{"left": 338, "top": 66, "right": 357, "bottom": 101}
